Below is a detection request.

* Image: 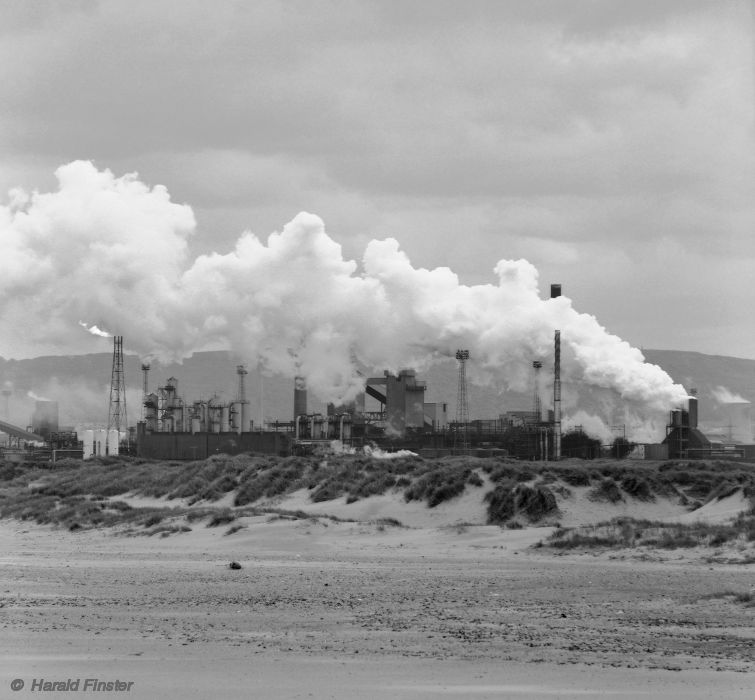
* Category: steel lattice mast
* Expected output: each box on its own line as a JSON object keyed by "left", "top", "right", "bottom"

{"left": 454, "top": 349, "right": 470, "bottom": 450}
{"left": 107, "top": 336, "right": 128, "bottom": 435}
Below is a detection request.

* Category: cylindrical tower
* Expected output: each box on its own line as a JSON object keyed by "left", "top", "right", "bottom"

{"left": 141, "top": 364, "right": 150, "bottom": 420}
{"left": 532, "top": 360, "right": 543, "bottom": 422}
{"left": 294, "top": 376, "right": 307, "bottom": 421}
{"left": 553, "top": 330, "right": 561, "bottom": 461}
{"left": 237, "top": 365, "right": 250, "bottom": 433}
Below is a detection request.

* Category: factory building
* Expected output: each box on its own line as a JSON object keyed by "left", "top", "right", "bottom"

{"left": 660, "top": 394, "right": 755, "bottom": 459}
{"left": 136, "top": 365, "right": 292, "bottom": 459}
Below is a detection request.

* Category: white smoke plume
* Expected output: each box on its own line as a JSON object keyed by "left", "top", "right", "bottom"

{"left": 712, "top": 386, "right": 750, "bottom": 404}
{"left": 0, "top": 162, "right": 689, "bottom": 440}
{"left": 79, "top": 321, "right": 112, "bottom": 338}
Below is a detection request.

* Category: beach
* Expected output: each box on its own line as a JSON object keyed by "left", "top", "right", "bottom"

{"left": 2, "top": 509, "right": 754, "bottom": 700}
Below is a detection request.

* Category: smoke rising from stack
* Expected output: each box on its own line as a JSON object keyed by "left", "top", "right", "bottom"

{"left": 712, "top": 386, "right": 750, "bottom": 404}
{"left": 1, "top": 161, "right": 689, "bottom": 440}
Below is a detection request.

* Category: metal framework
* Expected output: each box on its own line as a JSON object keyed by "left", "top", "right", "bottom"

{"left": 107, "top": 336, "right": 128, "bottom": 436}
{"left": 454, "top": 349, "right": 470, "bottom": 450}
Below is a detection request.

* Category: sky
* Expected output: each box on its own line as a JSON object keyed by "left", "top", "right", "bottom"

{"left": 1, "top": 0, "right": 754, "bottom": 362}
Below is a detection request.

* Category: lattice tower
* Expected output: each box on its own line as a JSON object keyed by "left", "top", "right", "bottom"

{"left": 107, "top": 336, "right": 128, "bottom": 433}
{"left": 455, "top": 349, "right": 470, "bottom": 449}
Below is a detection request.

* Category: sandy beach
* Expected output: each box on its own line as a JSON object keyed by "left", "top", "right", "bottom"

{"left": 2, "top": 498, "right": 754, "bottom": 700}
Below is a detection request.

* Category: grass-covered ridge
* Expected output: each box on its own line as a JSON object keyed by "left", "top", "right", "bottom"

{"left": 545, "top": 512, "right": 755, "bottom": 555}
{"left": 1, "top": 454, "right": 754, "bottom": 533}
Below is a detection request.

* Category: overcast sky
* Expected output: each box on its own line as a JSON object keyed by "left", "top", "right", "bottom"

{"left": 1, "top": 0, "right": 754, "bottom": 360}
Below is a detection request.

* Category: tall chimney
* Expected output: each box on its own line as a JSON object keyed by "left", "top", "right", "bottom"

{"left": 141, "top": 364, "right": 150, "bottom": 420}
{"left": 237, "top": 365, "right": 249, "bottom": 433}
{"left": 294, "top": 376, "right": 307, "bottom": 421}
{"left": 688, "top": 389, "right": 698, "bottom": 430}
{"left": 553, "top": 330, "right": 561, "bottom": 460}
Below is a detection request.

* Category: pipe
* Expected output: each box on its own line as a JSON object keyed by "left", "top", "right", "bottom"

{"left": 553, "top": 330, "right": 561, "bottom": 461}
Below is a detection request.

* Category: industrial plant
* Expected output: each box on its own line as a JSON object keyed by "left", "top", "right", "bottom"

{"left": 1, "top": 286, "right": 754, "bottom": 464}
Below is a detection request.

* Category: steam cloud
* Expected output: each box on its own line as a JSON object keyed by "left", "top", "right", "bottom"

{"left": 1, "top": 161, "right": 689, "bottom": 440}
{"left": 79, "top": 321, "right": 112, "bottom": 338}
{"left": 712, "top": 386, "right": 750, "bottom": 404}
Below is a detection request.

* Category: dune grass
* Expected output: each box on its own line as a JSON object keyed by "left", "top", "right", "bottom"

{"left": 1, "top": 453, "right": 754, "bottom": 534}
{"left": 547, "top": 511, "right": 755, "bottom": 550}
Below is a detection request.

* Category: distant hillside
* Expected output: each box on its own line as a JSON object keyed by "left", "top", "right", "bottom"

{"left": 642, "top": 350, "right": 754, "bottom": 436}
{"left": 1, "top": 349, "right": 753, "bottom": 436}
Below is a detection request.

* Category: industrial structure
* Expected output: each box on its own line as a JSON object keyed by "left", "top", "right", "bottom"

{"left": 454, "top": 350, "right": 470, "bottom": 451}
{"left": 2, "top": 283, "right": 754, "bottom": 464}
{"left": 107, "top": 336, "right": 128, "bottom": 434}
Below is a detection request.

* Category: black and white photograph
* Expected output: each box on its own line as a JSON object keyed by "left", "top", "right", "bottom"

{"left": 1, "top": 1, "right": 754, "bottom": 698}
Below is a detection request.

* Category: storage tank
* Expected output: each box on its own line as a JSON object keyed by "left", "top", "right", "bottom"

{"left": 83, "top": 430, "right": 94, "bottom": 459}
{"left": 107, "top": 429, "right": 120, "bottom": 455}
{"left": 95, "top": 429, "right": 108, "bottom": 456}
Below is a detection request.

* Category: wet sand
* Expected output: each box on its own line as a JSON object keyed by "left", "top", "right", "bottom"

{"left": 1, "top": 519, "right": 754, "bottom": 699}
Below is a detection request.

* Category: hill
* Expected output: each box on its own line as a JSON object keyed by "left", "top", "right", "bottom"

{"left": 1, "top": 349, "right": 753, "bottom": 437}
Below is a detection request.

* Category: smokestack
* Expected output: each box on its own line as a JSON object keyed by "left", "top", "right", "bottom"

{"left": 294, "top": 376, "right": 307, "bottom": 421}
{"left": 532, "top": 360, "right": 542, "bottom": 421}
{"left": 553, "top": 330, "right": 561, "bottom": 460}
{"left": 550, "top": 283, "right": 562, "bottom": 299}
{"left": 688, "top": 388, "right": 698, "bottom": 430}
{"left": 141, "top": 364, "right": 150, "bottom": 420}
{"left": 236, "top": 365, "right": 249, "bottom": 433}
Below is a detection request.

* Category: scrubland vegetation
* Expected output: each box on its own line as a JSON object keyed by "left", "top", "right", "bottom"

{"left": 1, "top": 454, "right": 754, "bottom": 547}
{"left": 546, "top": 513, "right": 755, "bottom": 553}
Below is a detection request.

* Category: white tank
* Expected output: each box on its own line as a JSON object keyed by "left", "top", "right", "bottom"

{"left": 95, "top": 429, "right": 108, "bottom": 456}
{"left": 107, "top": 429, "right": 120, "bottom": 456}
{"left": 83, "top": 430, "right": 94, "bottom": 460}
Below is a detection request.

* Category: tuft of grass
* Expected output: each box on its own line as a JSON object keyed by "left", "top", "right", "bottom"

{"left": 467, "top": 471, "right": 484, "bottom": 487}
{"left": 547, "top": 515, "right": 755, "bottom": 551}
{"left": 700, "top": 590, "right": 755, "bottom": 607}
{"left": 588, "top": 478, "right": 624, "bottom": 504}
{"left": 371, "top": 517, "right": 405, "bottom": 528}
{"left": 147, "top": 524, "right": 192, "bottom": 537}
{"left": 485, "top": 483, "right": 558, "bottom": 524}
{"left": 207, "top": 509, "right": 236, "bottom": 527}
{"left": 224, "top": 523, "right": 247, "bottom": 536}
{"left": 620, "top": 475, "right": 654, "bottom": 501}
{"left": 404, "top": 463, "right": 471, "bottom": 507}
